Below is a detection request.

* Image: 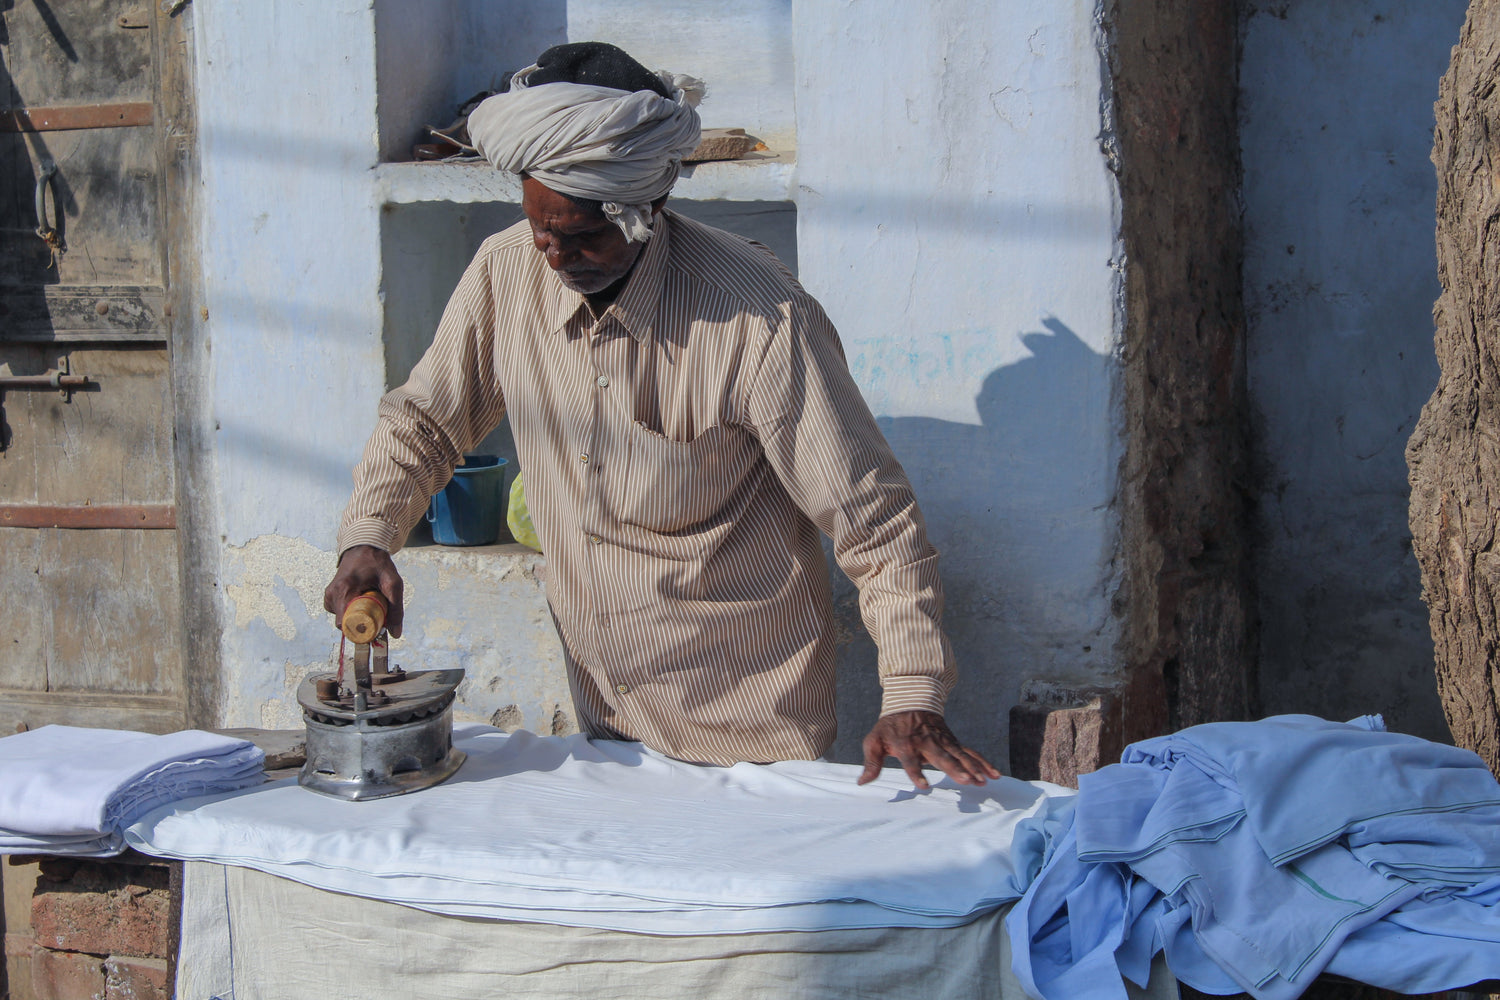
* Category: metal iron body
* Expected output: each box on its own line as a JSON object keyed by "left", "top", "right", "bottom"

{"left": 297, "top": 638, "right": 468, "bottom": 801}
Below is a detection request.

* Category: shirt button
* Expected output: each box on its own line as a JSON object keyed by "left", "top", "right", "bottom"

{"left": 588, "top": 533, "right": 602, "bottom": 545}
{"left": 580, "top": 453, "right": 589, "bottom": 464}
{"left": 615, "top": 683, "right": 629, "bottom": 695}
{"left": 596, "top": 374, "right": 610, "bottom": 388}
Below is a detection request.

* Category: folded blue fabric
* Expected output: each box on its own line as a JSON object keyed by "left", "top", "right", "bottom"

{"left": 1121, "top": 715, "right": 1500, "bottom": 866}
{"left": 1007, "top": 715, "right": 1500, "bottom": 1000}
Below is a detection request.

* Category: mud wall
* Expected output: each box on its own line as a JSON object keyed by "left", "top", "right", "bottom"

{"left": 1107, "top": 1, "right": 1255, "bottom": 738}
{"left": 1243, "top": 1, "right": 1464, "bottom": 740}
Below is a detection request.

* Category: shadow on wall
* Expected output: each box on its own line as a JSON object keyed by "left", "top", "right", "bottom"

{"left": 829, "top": 319, "right": 1119, "bottom": 768}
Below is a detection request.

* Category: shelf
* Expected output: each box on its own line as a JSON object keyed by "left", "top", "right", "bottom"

{"left": 373, "top": 150, "right": 796, "bottom": 206}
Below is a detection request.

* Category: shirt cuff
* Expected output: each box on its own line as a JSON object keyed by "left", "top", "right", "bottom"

{"left": 878, "top": 674, "right": 950, "bottom": 718}
{"left": 336, "top": 517, "right": 404, "bottom": 560}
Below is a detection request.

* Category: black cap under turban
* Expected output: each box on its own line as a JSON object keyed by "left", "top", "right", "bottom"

{"left": 515, "top": 42, "right": 671, "bottom": 99}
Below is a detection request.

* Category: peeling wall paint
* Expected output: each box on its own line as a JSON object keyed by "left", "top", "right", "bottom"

{"left": 220, "top": 535, "right": 569, "bottom": 733}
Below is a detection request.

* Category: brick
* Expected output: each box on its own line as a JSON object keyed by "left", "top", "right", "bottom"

{"left": 32, "top": 862, "right": 171, "bottom": 959}
{"left": 1008, "top": 684, "right": 1124, "bottom": 789}
{"left": 1037, "top": 698, "right": 1120, "bottom": 789}
{"left": 30, "top": 947, "right": 105, "bottom": 1000}
{"left": 103, "top": 956, "right": 168, "bottom": 1000}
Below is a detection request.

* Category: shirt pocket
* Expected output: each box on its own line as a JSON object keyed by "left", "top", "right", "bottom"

{"left": 616, "top": 421, "right": 756, "bottom": 533}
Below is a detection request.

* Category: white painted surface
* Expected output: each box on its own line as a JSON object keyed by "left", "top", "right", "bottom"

{"left": 193, "top": 0, "right": 1124, "bottom": 766}
{"left": 194, "top": 2, "right": 570, "bottom": 729}
{"left": 568, "top": 0, "right": 797, "bottom": 149}
{"left": 194, "top": 1, "right": 403, "bottom": 727}
{"left": 793, "top": 1, "right": 1122, "bottom": 760}
{"left": 374, "top": 0, "right": 566, "bottom": 161}
{"left": 1240, "top": 1, "right": 1465, "bottom": 740}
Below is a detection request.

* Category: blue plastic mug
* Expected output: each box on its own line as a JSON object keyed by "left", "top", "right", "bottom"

{"left": 426, "top": 455, "right": 508, "bottom": 546}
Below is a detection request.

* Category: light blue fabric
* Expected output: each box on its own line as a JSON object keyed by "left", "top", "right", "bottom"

{"left": 1007, "top": 715, "right": 1500, "bottom": 1000}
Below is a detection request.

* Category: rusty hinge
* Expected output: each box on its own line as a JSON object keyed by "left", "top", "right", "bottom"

{"left": 0, "top": 504, "right": 177, "bottom": 530}
{"left": 0, "top": 103, "right": 154, "bottom": 132}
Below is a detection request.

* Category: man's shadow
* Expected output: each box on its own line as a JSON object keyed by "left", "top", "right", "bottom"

{"left": 829, "top": 318, "right": 1117, "bottom": 768}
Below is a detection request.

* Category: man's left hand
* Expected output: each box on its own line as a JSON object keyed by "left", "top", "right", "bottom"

{"left": 858, "top": 710, "right": 1001, "bottom": 789}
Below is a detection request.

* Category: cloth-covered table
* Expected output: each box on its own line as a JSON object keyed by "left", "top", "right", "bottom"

{"left": 174, "top": 861, "right": 1177, "bottom": 1000}
{"left": 131, "top": 725, "right": 1075, "bottom": 934}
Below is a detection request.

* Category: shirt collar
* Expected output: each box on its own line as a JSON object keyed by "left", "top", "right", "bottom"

{"left": 540, "top": 210, "right": 671, "bottom": 342}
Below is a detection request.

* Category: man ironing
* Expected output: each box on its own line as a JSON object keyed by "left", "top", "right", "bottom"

{"left": 324, "top": 42, "right": 998, "bottom": 790}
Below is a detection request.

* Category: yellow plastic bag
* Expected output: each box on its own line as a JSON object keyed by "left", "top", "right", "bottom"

{"left": 507, "top": 472, "right": 541, "bottom": 552}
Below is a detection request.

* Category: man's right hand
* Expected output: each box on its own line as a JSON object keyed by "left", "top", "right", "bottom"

{"left": 324, "top": 545, "right": 406, "bottom": 638}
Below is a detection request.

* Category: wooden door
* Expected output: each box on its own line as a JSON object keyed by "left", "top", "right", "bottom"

{"left": 0, "top": 0, "right": 200, "bottom": 735}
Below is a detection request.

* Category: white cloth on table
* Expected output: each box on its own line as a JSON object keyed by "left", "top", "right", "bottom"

{"left": 174, "top": 861, "right": 1180, "bottom": 1000}
{"left": 0, "top": 725, "right": 264, "bottom": 857}
{"left": 1007, "top": 714, "right": 1500, "bottom": 1000}
{"left": 127, "top": 724, "right": 1076, "bottom": 935}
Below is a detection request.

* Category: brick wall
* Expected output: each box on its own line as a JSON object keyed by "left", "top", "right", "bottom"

{"left": 20, "top": 854, "right": 176, "bottom": 1000}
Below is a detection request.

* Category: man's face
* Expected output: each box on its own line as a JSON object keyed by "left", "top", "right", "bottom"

{"left": 522, "top": 177, "right": 644, "bottom": 296}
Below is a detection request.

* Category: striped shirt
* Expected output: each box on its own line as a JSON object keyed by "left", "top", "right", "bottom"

{"left": 338, "top": 209, "right": 957, "bottom": 765}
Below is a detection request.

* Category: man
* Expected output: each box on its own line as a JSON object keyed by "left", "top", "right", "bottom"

{"left": 324, "top": 42, "right": 998, "bottom": 790}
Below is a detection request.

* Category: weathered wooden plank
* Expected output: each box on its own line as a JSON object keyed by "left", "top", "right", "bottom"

{"left": 214, "top": 729, "right": 307, "bottom": 770}
{"left": 155, "top": 0, "right": 217, "bottom": 731}
{"left": 0, "top": 285, "right": 167, "bottom": 342}
{"left": 0, "top": 126, "right": 162, "bottom": 287}
{"left": 26, "top": 346, "right": 175, "bottom": 505}
{"left": 0, "top": 528, "right": 49, "bottom": 691}
{"left": 0, "top": 691, "right": 184, "bottom": 735}
{"left": 0, "top": 103, "right": 154, "bottom": 132}
{"left": 0, "top": 0, "right": 153, "bottom": 107}
{"left": 41, "top": 528, "right": 184, "bottom": 697}
{"left": 0, "top": 344, "right": 45, "bottom": 499}
{"left": 0, "top": 504, "right": 175, "bottom": 529}
{"left": 684, "top": 127, "right": 761, "bottom": 163}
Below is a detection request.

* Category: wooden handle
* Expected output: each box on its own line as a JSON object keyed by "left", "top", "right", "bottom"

{"left": 342, "top": 591, "right": 387, "bottom": 644}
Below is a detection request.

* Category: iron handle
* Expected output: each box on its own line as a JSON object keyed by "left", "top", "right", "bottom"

{"left": 34, "top": 161, "right": 64, "bottom": 264}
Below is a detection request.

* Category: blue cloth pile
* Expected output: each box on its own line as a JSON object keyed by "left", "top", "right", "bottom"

{"left": 1007, "top": 714, "right": 1500, "bottom": 999}
{"left": 0, "top": 726, "right": 265, "bottom": 856}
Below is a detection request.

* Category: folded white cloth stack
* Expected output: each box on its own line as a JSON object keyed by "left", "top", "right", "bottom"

{"left": 0, "top": 725, "right": 265, "bottom": 856}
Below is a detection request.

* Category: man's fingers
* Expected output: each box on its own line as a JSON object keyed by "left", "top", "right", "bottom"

{"left": 857, "top": 712, "right": 998, "bottom": 789}
{"left": 918, "top": 740, "right": 980, "bottom": 785}
{"left": 962, "top": 747, "right": 1003, "bottom": 780}
{"left": 898, "top": 752, "right": 930, "bottom": 791}
{"left": 858, "top": 733, "right": 887, "bottom": 785}
{"left": 381, "top": 571, "right": 405, "bottom": 638}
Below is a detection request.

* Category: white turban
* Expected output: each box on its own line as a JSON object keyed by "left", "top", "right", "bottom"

{"left": 467, "top": 64, "right": 705, "bottom": 242}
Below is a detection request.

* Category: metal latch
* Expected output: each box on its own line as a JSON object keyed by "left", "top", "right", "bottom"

{"left": 0, "top": 356, "right": 89, "bottom": 394}
{"left": 0, "top": 356, "right": 92, "bottom": 452}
